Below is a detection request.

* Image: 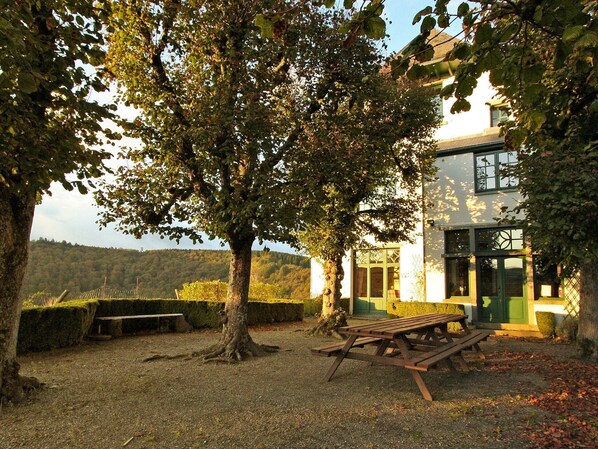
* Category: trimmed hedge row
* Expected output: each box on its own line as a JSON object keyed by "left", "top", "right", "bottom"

{"left": 387, "top": 300, "right": 466, "bottom": 331}
{"left": 18, "top": 298, "right": 303, "bottom": 353}
{"left": 303, "top": 297, "right": 351, "bottom": 316}
{"left": 18, "top": 300, "right": 98, "bottom": 353}
{"left": 96, "top": 298, "right": 304, "bottom": 330}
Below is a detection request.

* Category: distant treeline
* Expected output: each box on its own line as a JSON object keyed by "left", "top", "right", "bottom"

{"left": 22, "top": 239, "right": 310, "bottom": 299}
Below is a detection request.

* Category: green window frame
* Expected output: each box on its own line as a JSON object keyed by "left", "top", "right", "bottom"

{"left": 475, "top": 150, "right": 518, "bottom": 192}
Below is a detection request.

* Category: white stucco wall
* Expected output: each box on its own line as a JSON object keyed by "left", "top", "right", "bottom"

{"left": 435, "top": 73, "right": 502, "bottom": 142}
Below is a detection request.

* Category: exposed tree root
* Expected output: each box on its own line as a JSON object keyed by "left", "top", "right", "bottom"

{"left": 308, "top": 309, "right": 348, "bottom": 340}
{"left": 143, "top": 341, "right": 279, "bottom": 363}
{"left": 1, "top": 361, "right": 42, "bottom": 405}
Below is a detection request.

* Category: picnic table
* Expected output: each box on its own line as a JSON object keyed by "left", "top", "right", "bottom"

{"left": 311, "top": 313, "right": 490, "bottom": 401}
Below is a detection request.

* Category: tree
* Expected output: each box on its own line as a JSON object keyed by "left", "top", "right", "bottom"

{"left": 97, "top": 0, "right": 388, "bottom": 360}
{"left": 0, "top": 0, "right": 114, "bottom": 403}
{"left": 293, "top": 76, "right": 438, "bottom": 335}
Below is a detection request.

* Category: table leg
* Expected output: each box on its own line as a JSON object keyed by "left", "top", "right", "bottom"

{"left": 324, "top": 335, "right": 357, "bottom": 382}
{"left": 410, "top": 370, "right": 433, "bottom": 401}
{"left": 370, "top": 340, "right": 391, "bottom": 366}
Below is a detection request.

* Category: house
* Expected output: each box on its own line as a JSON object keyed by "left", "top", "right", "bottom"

{"left": 310, "top": 31, "right": 572, "bottom": 333}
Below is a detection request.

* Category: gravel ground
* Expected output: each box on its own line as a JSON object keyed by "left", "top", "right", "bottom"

{"left": 0, "top": 318, "right": 577, "bottom": 449}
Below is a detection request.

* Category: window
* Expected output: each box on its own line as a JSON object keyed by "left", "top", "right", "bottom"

{"left": 428, "top": 84, "right": 443, "bottom": 121}
{"left": 533, "top": 258, "right": 562, "bottom": 299}
{"left": 354, "top": 248, "right": 401, "bottom": 300}
{"left": 475, "top": 150, "right": 518, "bottom": 192}
{"left": 445, "top": 230, "right": 470, "bottom": 254}
{"left": 476, "top": 228, "right": 524, "bottom": 252}
{"left": 490, "top": 105, "right": 510, "bottom": 127}
{"left": 445, "top": 230, "right": 470, "bottom": 298}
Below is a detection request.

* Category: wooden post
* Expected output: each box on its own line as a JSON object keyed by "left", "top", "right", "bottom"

{"left": 56, "top": 290, "right": 69, "bottom": 303}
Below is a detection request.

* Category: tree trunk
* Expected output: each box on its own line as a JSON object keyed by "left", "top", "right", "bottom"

{"left": 321, "top": 256, "right": 344, "bottom": 319}
{"left": 199, "top": 236, "right": 277, "bottom": 361}
{"left": 578, "top": 262, "right": 598, "bottom": 361}
{"left": 0, "top": 190, "right": 40, "bottom": 404}
{"left": 310, "top": 256, "right": 347, "bottom": 337}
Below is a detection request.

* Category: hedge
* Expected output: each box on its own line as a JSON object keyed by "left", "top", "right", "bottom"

{"left": 387, "top": 300, "right": 466, "bottom": 331}
{"left": 17, "top": 298, "right": 303, "bottom": 353}
{"left": 95, "top": 298, "right": 303, "bottom": 331}
{"left": 179, "top": 280, "right": 283, "bottom": 301}
{"left": 535, "top": 311, "right": 556, "bottom": 338}
{"left": 18, "top": 300, "right": 98, "bottom": 354}
{"left": 303, "top": 297, "right": 351, "bottom": 316}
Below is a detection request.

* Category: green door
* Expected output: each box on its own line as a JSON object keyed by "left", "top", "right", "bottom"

{"left": 479, "top": 256, "right": 527, "bottom": 324}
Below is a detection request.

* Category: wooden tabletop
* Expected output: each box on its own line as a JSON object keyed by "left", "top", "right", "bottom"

{"left": 338, "top": 313, "right": 467, "bottom": 338}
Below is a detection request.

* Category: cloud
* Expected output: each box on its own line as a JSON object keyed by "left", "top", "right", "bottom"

{"left": 31, "top": 183, "right": 296, "bottom": 254}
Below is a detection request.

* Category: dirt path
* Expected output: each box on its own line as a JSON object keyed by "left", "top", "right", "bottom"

{"left": 0, "top": 319, "right": 582, "bottom": 449}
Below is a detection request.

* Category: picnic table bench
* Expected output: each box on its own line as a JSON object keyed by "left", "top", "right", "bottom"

{"left": 311, "top": 313, "right": 490, "bottom": 401}
{"left": 92, "top": 313, "right": 189, "bottom": 338}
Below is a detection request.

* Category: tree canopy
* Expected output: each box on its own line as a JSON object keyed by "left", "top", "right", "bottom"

{"left": 97, "top": 0, "right": 408, "bottom": 359}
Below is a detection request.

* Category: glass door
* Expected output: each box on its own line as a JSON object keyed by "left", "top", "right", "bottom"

{"left": 354, "top": 248, "right": 400, "bottom": 315}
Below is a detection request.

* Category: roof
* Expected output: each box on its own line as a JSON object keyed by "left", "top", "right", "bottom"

{"left": 384, "top": 29, "right": 460, "bottom": 80}
{"left": 425, "top": 29, "right": 459, "bottom": 63}
{"left": 437, "top": 133, "right": 504, "bottom": 156}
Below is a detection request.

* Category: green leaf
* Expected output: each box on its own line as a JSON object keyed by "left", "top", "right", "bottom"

{"left": 457, "top": 2, "right": 469, "bottom": 17}
{"left": 254, "top": 14, "right": 274, "bottom": 39}
{"left": 474, "top": 23, "right": 493, "bottom": 45}
{"left": 451, "top": 43, "right": 470, "bottom": 60}
{"left": 412, "top": 6, "right": 432, "bottom": 25}
{"left": 390, "top": 57, "right": 410, "bottom": 78}
{"left": 420, "top": 16, "right": 436, "bottom": 33}
{"left": 323, "top": 0, "right": 335, "bottom": 7}
{"left": 438, "top": 15, "right": 449, "bottom": 29}
{"left": 525, "top": 110, "right": 547, "bottom": 130}
{"left": 562, "top": 25, "right": 583, "bottom": 43}
{"left": 406, "top": 64, "right": 429, "bottom": 81}
{"left": 574, "top": 30, "right": 598, "bottom": 50}
{"left": 343, "top": 0, "right": 355, "bottom": 8}
{"left": 363, "top": 16, "right": 386, "bottom": 39}
{"left": 450, "top": 98, "right": 471, "bottom": 113}
{"left": 18, "top": 72, "right": 38, "bottom": 94}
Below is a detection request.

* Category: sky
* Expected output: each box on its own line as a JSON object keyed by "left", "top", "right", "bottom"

{"left": 30, "top": 0, "right": 458, "bottom": 254}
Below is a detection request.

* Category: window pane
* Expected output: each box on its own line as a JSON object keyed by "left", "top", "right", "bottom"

{"left": 498, "top": 151, "right": 518, "bottom": 188}
{"left": 504, "top": 257, "right": 524, "bottom": 297}
{"left": 479, "top": 257, "right": 499, "bottom": 296}
{"left": 476, "top": 228, "right": 524, "bottom": 251}
{"left": 446, "top": 258, "right": 469, "bottom": 297}
{"left": 370, "top": 267, "right": 383, "bottom": 297}
{"left": 446, "top": 230, "right": 470, "bottom": 253}
{"left": 355, "top": 267, "right": 367, "bottom": 297}
{"left": 387, "top": 267, "right": 400, "bottom": 299}
{"left": 355, "top": 250, "right": 368, "bottom": 265}
{"left": 386, "top": 249, "right": 401, "bottom": 264}
{"left": 369, "top": 249, "right": 383, "bottom": 264}
{"left": 476, "top": 154, "right": 496, "bottom": 191}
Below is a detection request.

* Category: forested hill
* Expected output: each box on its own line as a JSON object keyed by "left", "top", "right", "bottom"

{"left": 22, "top": 239, "right": 310, "bottom": 299}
